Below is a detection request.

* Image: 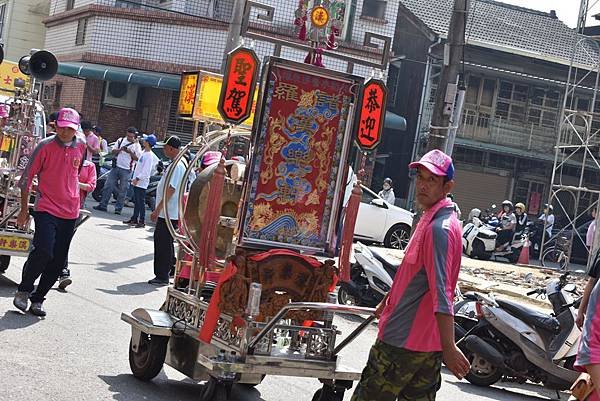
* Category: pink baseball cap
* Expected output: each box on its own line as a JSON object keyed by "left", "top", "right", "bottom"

{"left": 409, "top": 149, "right": 455, "bottom": 180}
{"left": 201, "top": 151, "right": 222, "bottom": 167}
{"left": 0, "top": 104, "right": 9, "bottom": 118}
{"left": 56, "top": 107, "right": 80, "bottom": 130}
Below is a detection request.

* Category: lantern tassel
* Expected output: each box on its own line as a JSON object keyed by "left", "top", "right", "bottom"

{"left": 314, "top": 48, "right": 324, "bottom": 67}
{"left": 338, "top": 182, "right": 362, "bottom": 282}
{"left": 298, "top": 16, "right": 307, "bottom": 40}
{"left": 198, "top": 157, "right": 226, "bottom": 274}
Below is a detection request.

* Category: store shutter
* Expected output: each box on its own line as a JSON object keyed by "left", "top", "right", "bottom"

{"left": 452, "top": 168, "right": 511, "bottom": 218}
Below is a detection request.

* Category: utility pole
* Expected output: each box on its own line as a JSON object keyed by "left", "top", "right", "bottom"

{"left": 222, "top": 0, "right": 246, "bottom": 73}
{"left": 425, "top": 0, "right": 468, "bottom": 152}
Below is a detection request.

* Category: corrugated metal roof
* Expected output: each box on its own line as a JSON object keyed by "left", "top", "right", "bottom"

{"left": 399, "top": 0, "right": 600, "bottom": 68}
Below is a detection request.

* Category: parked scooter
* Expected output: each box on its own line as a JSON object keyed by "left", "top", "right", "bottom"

{"left": 337, "top": 242, "right": 398, "bottom": 307}
{"left": 462, "top": 205, "right": 498, "bottom": 260}
{"left": 455, "top": 272, "right": 581, "bottom": 391}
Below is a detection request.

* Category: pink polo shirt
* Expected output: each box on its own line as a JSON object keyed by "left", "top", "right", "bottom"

{"left": 19, "top": 135, "right": 87, "bottom": 220}
{"left": 377, "top": 206, "right": 462, "bottom": 352}
{"left": 79, "top": 160, "right": 97, "bottom": 207}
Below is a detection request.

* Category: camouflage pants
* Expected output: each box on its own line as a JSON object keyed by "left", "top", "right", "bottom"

{"left": 351, "top": 340, "right": 442, "bottom": 401}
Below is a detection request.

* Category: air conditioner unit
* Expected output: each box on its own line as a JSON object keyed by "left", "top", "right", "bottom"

{"left": 103, "top": 81, "right": 139, "bottom": 109}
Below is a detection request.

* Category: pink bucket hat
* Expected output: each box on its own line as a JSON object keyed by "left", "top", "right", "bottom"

{"left": 56, "top": 107, "right": 80, "bottom": 130}
{"left": 201, "top": 151, "right": 222, "bottom": 167}
{"left": 409, "top": 149, "right": 455, "bottom": 180}
{"left": 0, "top": 104, "right": 9, "bottom": 118}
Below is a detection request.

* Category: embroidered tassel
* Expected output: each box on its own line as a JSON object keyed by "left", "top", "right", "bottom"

{"left": 197, "top": 157, "right": 226, "bottom": 275}
{"left": 326, "top": 30, "right": 337, "bottom": 49}
{"left": 315, "top": 48, "right": 324, "bottom": 67}
{"left": 338, "top": 182, "right": 362, "bottom": 282}
{"left": 304, "top": 50, "right": 312, "bottom": 64}
{"left": 298, "top": 16, "right": 307, "bottom": 40}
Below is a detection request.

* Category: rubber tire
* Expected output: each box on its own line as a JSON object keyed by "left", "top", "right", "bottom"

{"left": 201, "top": 378, "right": 231, "bottom": 401}
{"left": 311, "top": 387, "right": 344, "bottom": 401}
{"left": 464, "top": 352, "right": 503, "bottom": 387}
{"left": 383, "top": 224, "right": 410, "bottom": 250}
{"left": 128, "top": 333, "right": 168, "bottom": 381}
{"left": 507, "top": 251, "right": 519, "bottom": 264}
{"left": 0, "top": 255, "right": 10, "bottom": 272}
{"left": 337, "top": 283, "right": 357, "bottom": 306}
{"left": 472, "top": 239, "right": 490, "bottom": 260}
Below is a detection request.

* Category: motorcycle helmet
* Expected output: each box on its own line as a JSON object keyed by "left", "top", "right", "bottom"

{"left": 515, "top": 202, "right": 526, "bottom": 211}
{"left": 544, "top": 203, "right": 554, "bottom": 213}
{"left": 467, "top": 208, "right": 481, "bottom": 222}
{"left": 501, "top": 200, "right": 513, "bottom": 211}
{"left": 383, "top": 177, "right": 393, "bottom": 184}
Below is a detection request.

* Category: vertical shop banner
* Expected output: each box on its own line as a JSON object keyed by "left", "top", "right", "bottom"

{"left": 218, "top": 47, "right": 259, "bottom": 125}
{"left": 177, "top": 71, "right": 199, "bottom": 118}
{"left": 356, "top": 79, "right": 387, "bottom": 151}
{"left": 239, "top": 59, "right": 360, "bottom": 255}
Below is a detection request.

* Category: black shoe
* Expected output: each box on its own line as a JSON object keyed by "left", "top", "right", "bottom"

{"left": 135, "top": 222, "right": 145, "bottom": 228}
{"left": 58, "top": 276, "right": 72, "bottom": 290}
{"left": 114, "top": 210, "right": 122, "bottom": 215}
{"left": 93, "top": 205, "right": 107, "bottom": 212}
{"left": 148, "top": 278, "right": 169, "bottom": 286}
{"left": 123, "top": 219, "right": 137, "bottom": 224}
{"left": 29, "top": 302, "right": 46, "bottom": 317}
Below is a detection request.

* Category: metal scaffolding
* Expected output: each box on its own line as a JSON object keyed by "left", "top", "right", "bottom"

{"left": 542, "top": 0, "right": 600, "bottom": 270}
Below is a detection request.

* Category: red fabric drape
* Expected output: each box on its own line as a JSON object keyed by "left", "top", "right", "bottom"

{"left": 338, "top": 182, "right": 362, "bottom": 282}
{"left": 199, "top": 260, "right": 238, "bottom": 343}
{"left": 197, "top": 159, "right": 226, "bottom": 273}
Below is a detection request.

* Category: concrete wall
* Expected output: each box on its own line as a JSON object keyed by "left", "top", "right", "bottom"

{"left": 3, "top": 0, "right": 49, "bottom": 62}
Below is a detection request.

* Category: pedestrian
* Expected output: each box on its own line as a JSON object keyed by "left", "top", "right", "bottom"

{"left": 12, "top": 107, "right": 87, "bottom": 316}
{"left": 123, "top": 134, "right": 156, "bottom": 228}
{"left": 57, "top": 158, "right": 97, "bottom": 290}
{"left": 588, "top": 208, "right": 597, "bottom": 250}
{"left": 351, "top": 149, "right": 470, "bottom": 401}
{"left": 447, "top": 193, "right": 461, "bottom": 220}
{"left": 539, "top": 203, "right": 555, "bottom": 239}
{"left": 80, "top": 120, "right": 100, "bottom": 161}
{"left": 574, "top": 252, "right": 600, "bottom": 399}
{"left": 93, "top": 126, "right": 108, "bottom": 153}
{"left": 378, "top": 177, "right": 395, "bottom": 204}
{"left": 495, "top": 200, "right": 516, "bottom": 251}
{"left": 148, "top": 135, "right": 186, "bottom": 286}
{"left": 93, "top": 126, "right": 141, "bottom": 215}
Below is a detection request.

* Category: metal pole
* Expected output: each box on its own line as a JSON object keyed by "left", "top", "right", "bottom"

{"left": 425, "top": 0, "right": 467, "bottom": 152}
{"left": 445, "top": 86, "right": 465, "bottom": 156}
{"left": 221, "top": 0, "right": 245, "bottom": 73}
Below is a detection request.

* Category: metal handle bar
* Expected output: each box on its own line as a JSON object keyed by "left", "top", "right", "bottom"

{"left": 248, "top": 302, "right": 375, "bottom": 350}
{"left": 162, "top": 129, "right": 252, "bottom": 254}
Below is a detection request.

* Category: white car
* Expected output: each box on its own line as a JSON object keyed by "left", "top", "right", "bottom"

{"left": 354, "top": 185, "right": 414, "bottom": 249}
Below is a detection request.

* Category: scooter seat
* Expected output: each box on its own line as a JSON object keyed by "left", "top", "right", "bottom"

{"left": 496, "top": 299, "right": 560, "bottom": 333}
{"left": 369, "top": 248, "right": 399, "bottom": 278}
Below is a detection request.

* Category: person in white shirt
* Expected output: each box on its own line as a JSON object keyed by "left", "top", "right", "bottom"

{"left": 587, "top": 208, "right": 597, "bottom": 249}
{"left": 539, "top": 204, "right": 555, "bottom": 239}
{"left": 123, "top": 134, "right": 156, "bottom": 228}
{"left": 93, "top": 127, "right": 142, "bottom": 214}
{"left": 378, "top": 177, "right": 396, "bottom": 204}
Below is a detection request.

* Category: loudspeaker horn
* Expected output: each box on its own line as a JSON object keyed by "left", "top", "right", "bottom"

{"left": 18, "top": 55, "right": 31, "bottom": 76}
{"left": 28, "top": 50, "right": 58, "bottom": 81}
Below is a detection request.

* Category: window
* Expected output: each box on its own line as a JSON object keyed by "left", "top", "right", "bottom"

{"left": 0, "top": 4, "right": 5, "bottom": 40}
{"left": 495, "top": 81, "right": 529, "bottom": 123}
{"left": 75, "top": 18, "right": 87, "bottom": 46}
{"left": 527, "top": 87, "right": 561, "bottom": 128}
{"left": 361, "top": 0, "right": 386, "bottom": 20}
{"left": 66, "top": 0, "right": 75, "bottom": 10}
{"left": 115, "top": 0, "right": 141, "bottom": 8}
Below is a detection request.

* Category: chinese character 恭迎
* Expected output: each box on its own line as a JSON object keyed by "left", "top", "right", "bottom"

{"left": 365, "top": 88, "right": 380, "bottom": 113}
{"left": 360, "top": 116, "right": 376, "bottom": 142}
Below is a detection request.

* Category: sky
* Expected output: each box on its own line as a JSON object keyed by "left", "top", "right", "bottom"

{"left": 499, "top": 0, "right": 599, "bottom": 28}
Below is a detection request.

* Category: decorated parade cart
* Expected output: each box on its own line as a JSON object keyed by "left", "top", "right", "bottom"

{"left": 121, "top": 2, "right": 391, "bottom": 400}
{"left": 0, "top": 49, "right": 63, "bottom": 272}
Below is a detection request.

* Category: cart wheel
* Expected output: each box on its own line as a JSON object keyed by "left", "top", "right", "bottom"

{"left": 311, "top": 386, "right": 344, "bottom": 401}
{"left": 0, "top": 255, "right": 10, "bottom": 273}
{"left": 128, "top": 333, "right": 168, "bottom": 381}
{"left": 200, "top": 378, "right": 231, "bottom": 401}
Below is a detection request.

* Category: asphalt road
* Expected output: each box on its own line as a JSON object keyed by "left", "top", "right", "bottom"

{"left": 0, "top": 209, "right": 566, "bottom": 401}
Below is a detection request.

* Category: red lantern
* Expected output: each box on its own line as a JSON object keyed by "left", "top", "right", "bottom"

{"left": 356, "top": 79, "right": 387, "bottom": 151}
{"left": 218, "top": 47, "right": 260, "bottom": 125}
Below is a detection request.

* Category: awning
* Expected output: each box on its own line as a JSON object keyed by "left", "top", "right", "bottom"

{"left": 384, "top": 111, "right": 407, "bottom": 131}
{"left": 57, "top": 62, "right": 181, "bottom": 91}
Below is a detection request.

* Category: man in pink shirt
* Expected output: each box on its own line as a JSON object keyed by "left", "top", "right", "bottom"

{"left": 81, "top": 120, "right": 100, "bottom": 162}
{"left": 352, "top": 150, "right": 470, "bottom": 401}
{"left": 13, "top": 107, "right": 87, "bottom": 317}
